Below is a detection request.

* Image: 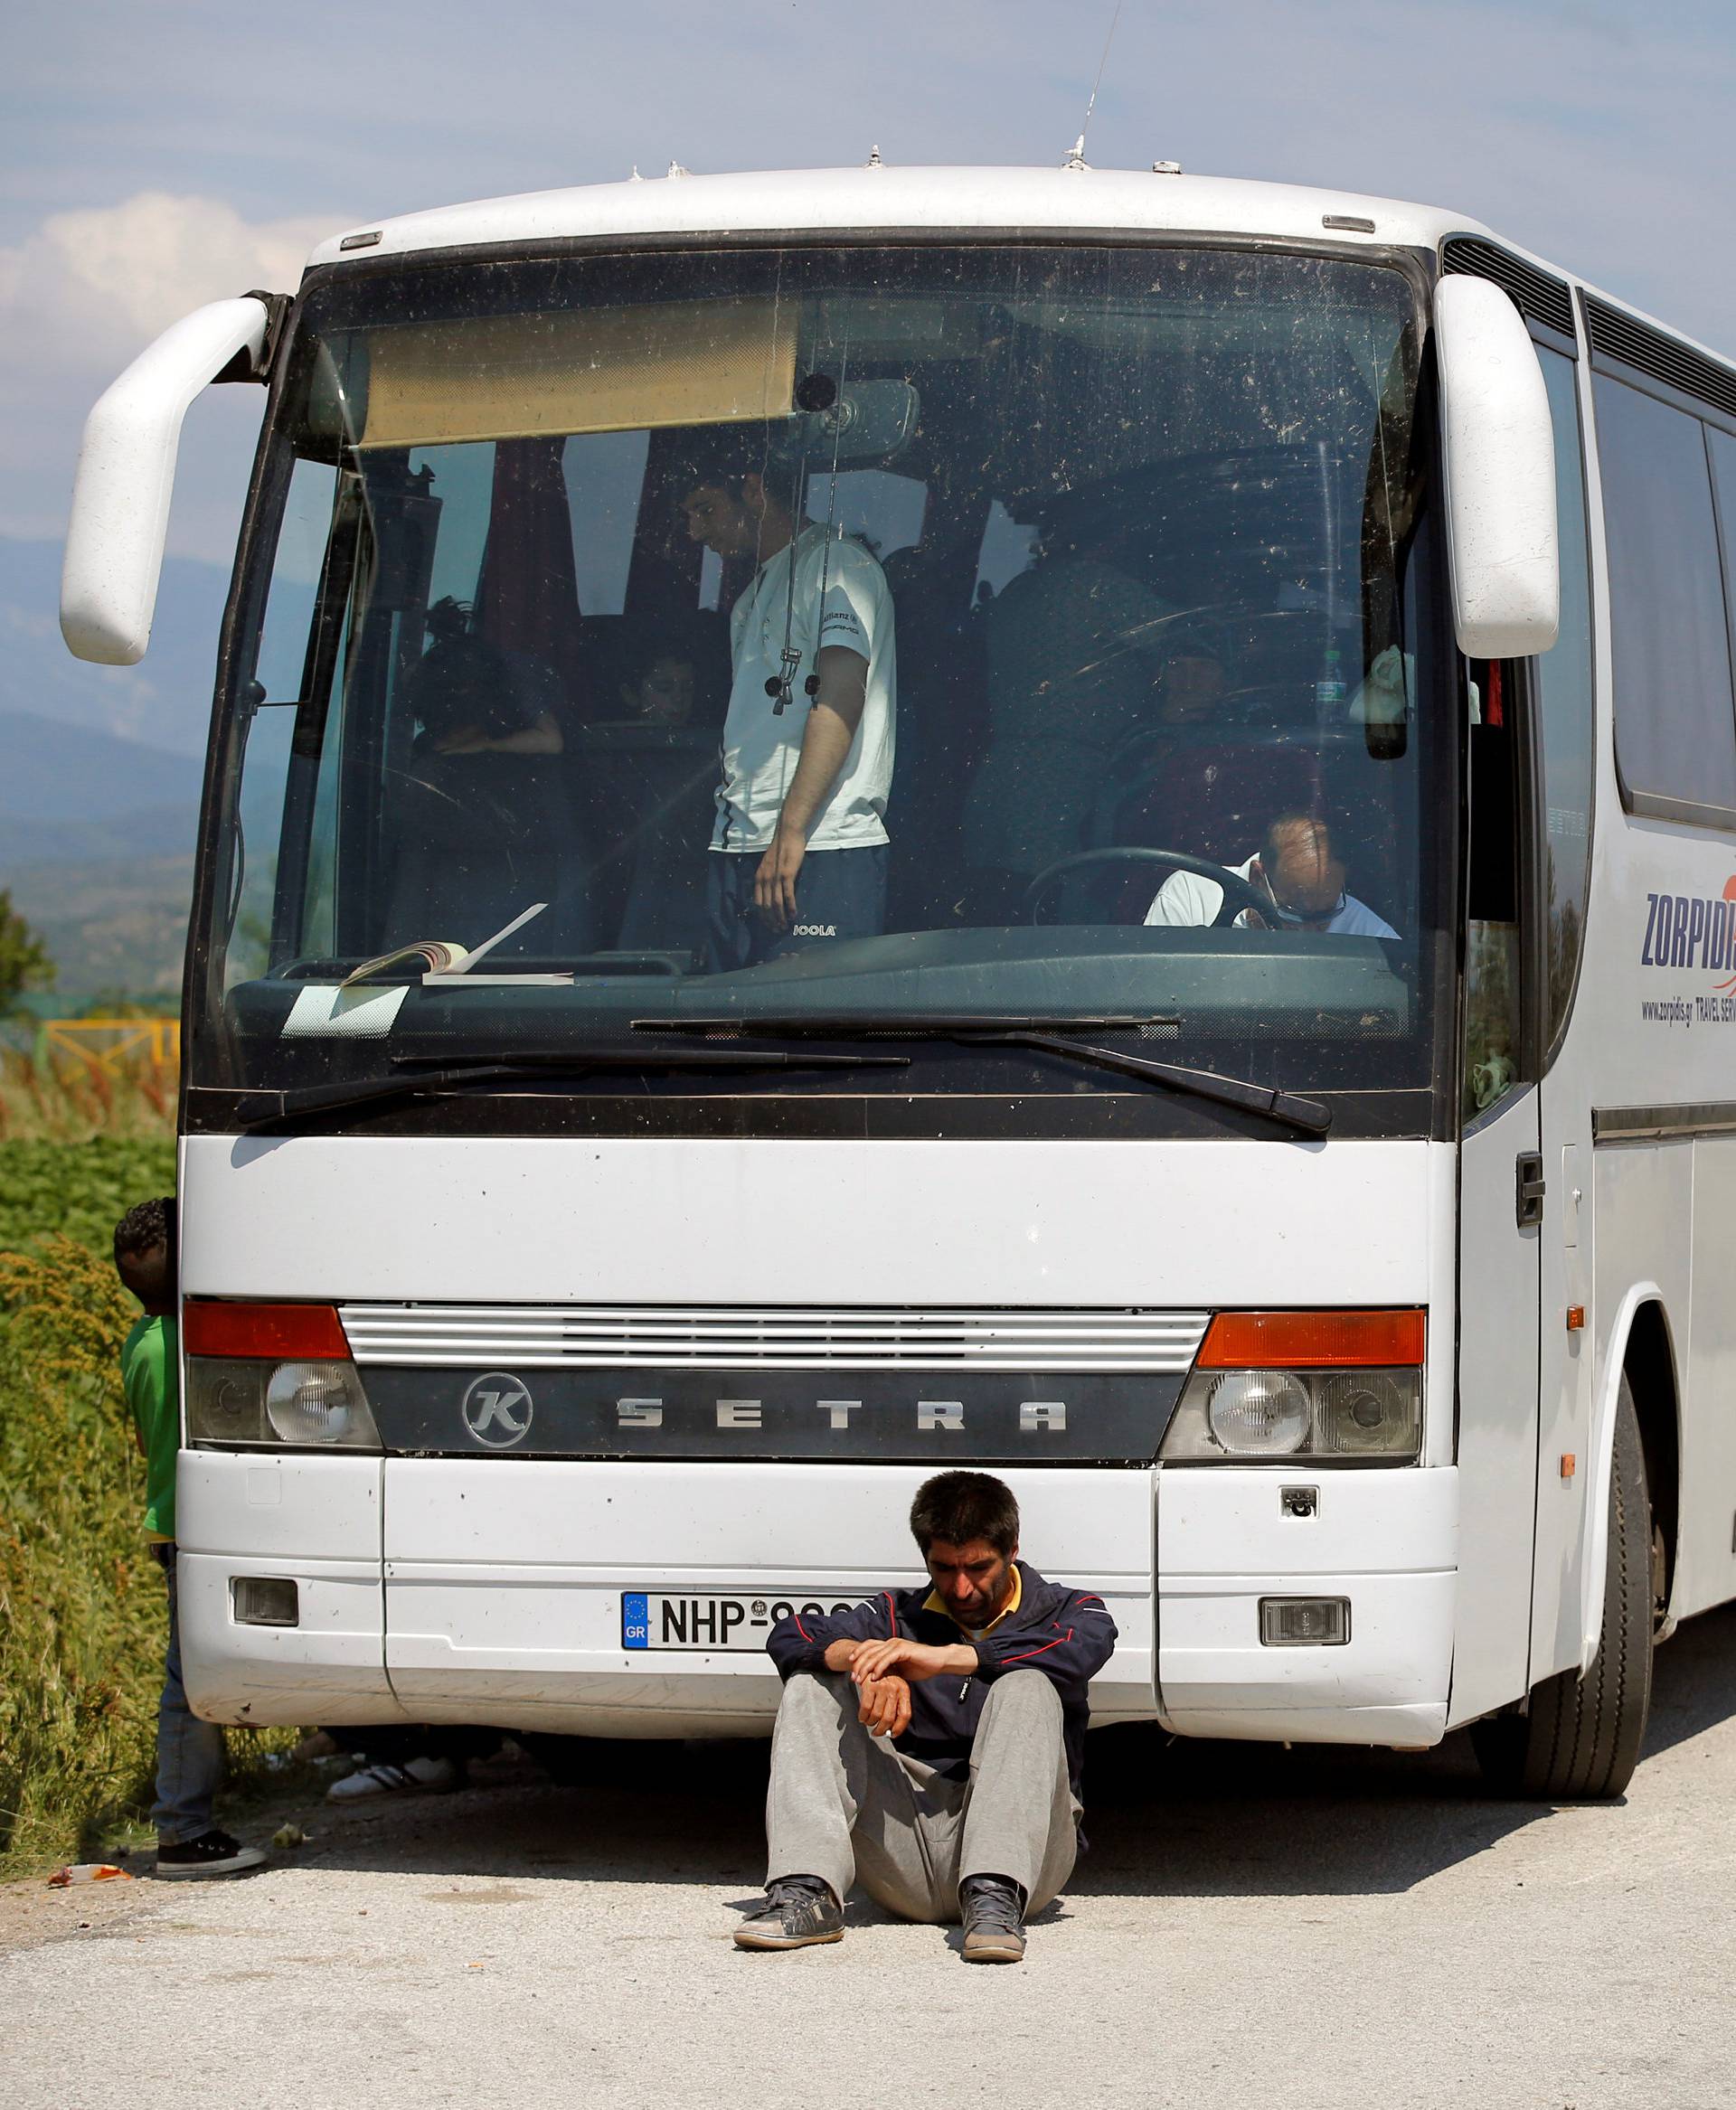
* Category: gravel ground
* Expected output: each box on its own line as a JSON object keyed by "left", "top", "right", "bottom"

{"left": 8, "top": 1604, "right": 1736, "bottom": 2110}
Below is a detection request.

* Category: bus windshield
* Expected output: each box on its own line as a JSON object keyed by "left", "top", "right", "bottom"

{"left": 194, "top": 243, "right": 1445, "bottom": 1115}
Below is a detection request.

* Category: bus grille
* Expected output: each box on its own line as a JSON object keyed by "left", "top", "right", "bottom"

{"left": 338, "top": 1305, "right": 1211, "bottom": 1373}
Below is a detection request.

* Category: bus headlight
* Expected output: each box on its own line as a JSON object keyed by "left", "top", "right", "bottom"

{"left": 1203, "top": 1371, "right": 1311, "bottom": 1455}
{"left": 184, "top": 1300, "right": 382, "bottom": 1451}
{"left": 186, "top": 1357, "right": 381, "bottom": 1448}
{"left": 1159, "top": 1310, "right": 1425, "bottom": 1464}
{"left": 1315, "top": 1371, "right": 1421, "bottom": 1456}
{"left": 265, "top": 1361, "right": 376, "bottom": 1446}
{"left": 186, "top": 1359, "right": 269, "bottom": 1445}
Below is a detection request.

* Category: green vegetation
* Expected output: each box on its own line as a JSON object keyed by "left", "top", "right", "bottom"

{"left": 0, "top": 890, "right": 53, "bottom": 1015}
{"left": 0, "top": 1237, "right": 167, "bottom": 1874}
{"left": 0, "top": 1040, "right": 176, "bottom": 1251}
{"left": 0, "top": 1063, "right": 288, "bottom": 1877}
{"left": 0, "top": 854, "right": 192, "bottom": 1002}
{"left": 0, "top": 1137, "right": 176, "bottom": 1257}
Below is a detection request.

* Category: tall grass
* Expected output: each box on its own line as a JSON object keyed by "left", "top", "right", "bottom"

{"left": 0, "top": 1043, "right": 175, "bottom": 1144}
{"left": 0, "top": 1238, "right": 167, "bottom": 1873}
{"left": 0, "top": 1046, "right": 175, "bottom": 1261}
{"left": 0, "top": 1057, "right": 288, "bottom": 1876}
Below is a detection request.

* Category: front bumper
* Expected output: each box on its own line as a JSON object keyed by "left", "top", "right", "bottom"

{"left": 1155, "top": 1465, "right": 1457, "bottom": 1743}
{"left": 177, "top": 1454, "right": 1458, "bottom": 1745}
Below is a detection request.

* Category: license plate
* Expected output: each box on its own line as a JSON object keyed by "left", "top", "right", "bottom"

{"left": 622, "top": 1591, "right": 860, "bottom": 1652}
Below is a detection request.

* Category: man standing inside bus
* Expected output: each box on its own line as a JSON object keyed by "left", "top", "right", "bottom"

{"left": 676, "top": 438, "right": 896, "bottom": 972}
{"left": 736, "top": 1470, "right": 1116, "bottom": 1964}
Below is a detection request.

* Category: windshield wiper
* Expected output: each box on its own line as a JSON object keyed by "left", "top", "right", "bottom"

{"left": 633, "top": 1016, "right": 1330, "bottom": 1136}
{"left": 234, "top": 1046, "right": 909, "bottom": 1133}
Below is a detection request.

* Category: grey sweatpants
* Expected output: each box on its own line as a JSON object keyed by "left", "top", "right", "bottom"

{"left": 764, "top": 1671, "right": 1080, "bottom": 1922}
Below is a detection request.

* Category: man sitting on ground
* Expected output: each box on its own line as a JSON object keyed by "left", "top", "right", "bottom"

{"left": 1143, "top": 809, "right": 1397, "bottom": 937}
{"left": 737, "top": 1470, "right": 1116, "bottom": 1964}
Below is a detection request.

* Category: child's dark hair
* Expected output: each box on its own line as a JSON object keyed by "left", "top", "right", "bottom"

{"left": 408, "top": 598, "right": 537, "bottom": 744}
{"left": 114, "top": 1195, "right": 177, "bottom": 1305}
{"left": 909, "top": 1471, "right": 1020, "bottom": 1557}
{"left": 618, "top": 608, "right": 729, "bottom": 718}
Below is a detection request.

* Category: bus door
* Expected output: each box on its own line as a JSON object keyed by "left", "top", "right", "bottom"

{"left": 1524, "top": 337, "right": 1600, "bottom": 1684}
{"left": 1451, "top": 659, "right": 1543, "bottom": 1724}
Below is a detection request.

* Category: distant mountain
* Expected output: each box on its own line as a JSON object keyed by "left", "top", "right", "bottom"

{"left": 0, "top": 709, "right": 203, "bottom": 824}
{"left": 0, "top": 803, "right": 198, "bottom": 869}
{"left": 2, "top": 853, "right": 193, "bottom": 1000}
{"left": 0, "top": 536, "right": 231, "bottom": 998}
{"left": 0, "top": 534, "right": 230, "bottom": 759}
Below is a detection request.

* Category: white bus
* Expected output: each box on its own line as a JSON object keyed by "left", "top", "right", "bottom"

{"left": 61, "top": 164, "right": 1736, "bottom": 1797}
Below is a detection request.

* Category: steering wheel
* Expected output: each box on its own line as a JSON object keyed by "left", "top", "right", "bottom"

{"left": 1212, "top": 679, "right": 1334, "bottom": 730}
{"left": 1021, "top": 847, "right": 1271, "bottom": 927}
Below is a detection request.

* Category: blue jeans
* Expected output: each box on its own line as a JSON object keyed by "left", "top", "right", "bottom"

{"left": 153, "top": 1545, "right": 225, "bottom": 1844}
{"left": 703, "top": 844, "right": 889, "bottom": 975}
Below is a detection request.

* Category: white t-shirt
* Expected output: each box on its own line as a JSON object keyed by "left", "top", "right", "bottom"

{"left": 712, "top": 526, "right": 896, "bottom": 853}
{"left": 1144, "top": 855, "right": 1398, "bottom": 937}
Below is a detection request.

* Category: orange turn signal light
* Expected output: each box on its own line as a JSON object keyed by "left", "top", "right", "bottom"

{"left": 1197, "top": 1308, "right": 1426, "bottom": 1370}
{"left": 182, "top": 1300, "right": 351, "bottom": 1361}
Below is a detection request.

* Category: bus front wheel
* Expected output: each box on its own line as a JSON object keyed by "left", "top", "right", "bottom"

{"left": 1470, "top": 1377, "right": 1655, "bottom": 1800}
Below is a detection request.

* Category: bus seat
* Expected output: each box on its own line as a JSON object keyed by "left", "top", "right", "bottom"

{"left": 1321, "top": 742, "right": 1406, "bottom": 928}
{"left": 881, "top": 541, "right": 988, "bottom": 929}
{"left": 383, "top": 749, "right": 577, "bottom": 951}
{"left": 1111, "top": 737, "right": 1329, "bottom": 863}
{"left": 959, "top": 551, "right": 1169, "bottom": 916}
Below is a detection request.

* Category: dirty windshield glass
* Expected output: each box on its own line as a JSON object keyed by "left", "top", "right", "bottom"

{"left": 196, "top": 244, "right": 1439, "bottom": 1106}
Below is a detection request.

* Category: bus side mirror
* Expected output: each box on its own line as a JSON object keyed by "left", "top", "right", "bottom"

{"left": 60, "top": 296, "right": 276, "bottom": 665}
{"left": 1434, "top": 275, "right": 1561, "bottom": 661}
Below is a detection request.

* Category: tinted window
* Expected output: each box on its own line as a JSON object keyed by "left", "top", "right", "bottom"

{"left": 1535, "top": 348, "right": 1595, "bottom": 1050}
{"left": 197, "top": 245, "right": 1440, "bottom": 1116}
{"left": 1707, "top": 426, "right": 1736, "bottom": 694}
{"left": 1594, "top": 373, "right": 1736, "bottom": 821}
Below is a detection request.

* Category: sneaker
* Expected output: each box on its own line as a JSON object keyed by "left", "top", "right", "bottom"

{"left": 733, "top": 1876, "right": 845, "bottom": 1951}
{"left": 326, "top": 1755, "right": 459, "bottom": 1803}
{"left": 959, "top": 1874, "right": 1026, "bottom": 1963}
{"left": 155, "top": 1829, "right": 269, "bottom": 1880}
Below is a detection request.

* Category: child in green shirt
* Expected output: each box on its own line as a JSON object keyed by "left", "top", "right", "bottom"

{"left": 115, "top": 1197, "right": 265, "bottom": 1880}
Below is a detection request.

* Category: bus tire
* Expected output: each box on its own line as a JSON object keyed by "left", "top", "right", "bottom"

{"left": 1470, "top": 1376, "right": 1654, "bottom": 1800}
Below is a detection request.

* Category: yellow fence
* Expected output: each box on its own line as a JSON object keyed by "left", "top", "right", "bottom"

{"left": 41, "top": 1018, "right": 181, "bottom": 1076}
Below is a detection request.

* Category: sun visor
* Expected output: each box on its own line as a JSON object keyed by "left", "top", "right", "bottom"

{"left": 354, "top": 298, "right": 797, "bottom": 449}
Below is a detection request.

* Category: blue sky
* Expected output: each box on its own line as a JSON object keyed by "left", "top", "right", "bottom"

{"left": 5, "top": 0, "right": 1736, "bottom": 566}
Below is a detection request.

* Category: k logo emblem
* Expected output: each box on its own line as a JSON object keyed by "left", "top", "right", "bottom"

{"left": 460, "top": 1371, "right": 534, "bottom": 1449}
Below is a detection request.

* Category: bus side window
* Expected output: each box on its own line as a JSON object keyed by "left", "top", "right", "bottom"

{"left": 1595, "top": 372, "right": 1736, "bottom": 825}
{"left": 1708, "top": 426, "right": 1736, "bottom": 756}
{"left": 1464, "top": 660, "right": 1524, "bottom": 1120}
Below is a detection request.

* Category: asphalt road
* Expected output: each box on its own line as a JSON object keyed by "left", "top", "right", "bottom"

{"left": 8, "top": 1606, "right": 1736, "bottom": 2110}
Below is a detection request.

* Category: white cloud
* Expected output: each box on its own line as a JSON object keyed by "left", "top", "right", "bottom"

{"left": 5, "top": 1, "right": 1736, "bottom": 560}
{"left": 0, "top": 191, "right": 331, "bottom": 370}
{"left": 0, "top": 193, "right": 336, "bottom": 557}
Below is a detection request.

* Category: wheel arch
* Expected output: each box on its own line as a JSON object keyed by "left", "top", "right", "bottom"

{"left": 1580, "top": 1284, "right": 1680, "bottom": 1671}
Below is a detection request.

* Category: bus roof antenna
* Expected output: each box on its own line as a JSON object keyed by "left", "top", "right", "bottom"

{"left": 1064, "top": 0, "right": 1124, "bottom": 170}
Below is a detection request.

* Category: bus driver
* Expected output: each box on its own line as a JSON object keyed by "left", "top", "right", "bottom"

{"left": 676, "top": 443, "right": 896, "bottom": 973}
{"left": 1144, "top": 811, "right": 1397, "bottom": 937}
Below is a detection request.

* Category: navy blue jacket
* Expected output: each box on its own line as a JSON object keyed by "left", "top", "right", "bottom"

{"left": 766, "top": 1561, "right": 1117, "bottom": 1799}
